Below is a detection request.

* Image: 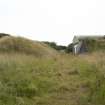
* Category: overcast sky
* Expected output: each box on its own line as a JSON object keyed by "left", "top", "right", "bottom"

{"left": 0, "top": 0, "right": 105, "bottom": 45}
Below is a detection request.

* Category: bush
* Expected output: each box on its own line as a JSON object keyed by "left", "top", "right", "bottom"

{"left": 43, "top": 41, "right": 67, "bottom": 51}
{"left": 66, "top": 43, "right": 73, "bottom": 53}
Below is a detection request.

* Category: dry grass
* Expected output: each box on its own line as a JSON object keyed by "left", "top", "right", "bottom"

{"left": 0, "top": 36, "right": 105, "bottom": 105}
{"left": 0, "top": 36, "right": 58, "bottom": 57}
{"left": 0, "top": 52, "right": 105, "bottom": 105}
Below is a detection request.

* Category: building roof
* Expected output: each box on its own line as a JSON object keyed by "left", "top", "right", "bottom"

{"left": 73, "top": 35, "right": 105, "bottom": 44}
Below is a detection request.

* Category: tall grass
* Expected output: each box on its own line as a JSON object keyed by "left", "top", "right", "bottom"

{"left": 0, "top": 36, "right": 105, "bottom": 105}
{"left": 0, "top": 53, "right": 59, "bottom": 105}
{"left": 0, "top": 52, "right": 105, "bottom": 105}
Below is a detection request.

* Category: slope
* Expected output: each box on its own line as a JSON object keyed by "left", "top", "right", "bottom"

{"left": 0, "top": 36, "right": 57, "bottom": 57}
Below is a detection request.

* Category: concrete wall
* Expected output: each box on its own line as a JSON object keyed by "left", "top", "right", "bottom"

{"left": 73, "top": 42, "right": 82, "bottom": 54}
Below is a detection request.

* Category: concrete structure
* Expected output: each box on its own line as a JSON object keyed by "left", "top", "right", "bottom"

{"left": 72, "top": 35, "right": 104, "bottom": 54}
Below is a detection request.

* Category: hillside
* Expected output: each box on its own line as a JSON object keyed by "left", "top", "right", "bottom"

{"left": 0, "top": 36, "right": 58, "bottom": 57}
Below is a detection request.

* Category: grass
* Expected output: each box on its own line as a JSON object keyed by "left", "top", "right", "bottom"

{"left": 0, "top": 53, "right": 58, "bottom": 105}
{"left": 0, "top": 36, "right": 57, "bottom": 57}
{"left": 0, "top": 36, "right": 105, "bottom": 105}
{"left": 0, "top": 52, "right": 105, "bottom": 105}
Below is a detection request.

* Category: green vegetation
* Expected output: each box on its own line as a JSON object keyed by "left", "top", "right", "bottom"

{"left": 65, "top": 43, "right": 73, "bottom": 53}
{"left": 0, "top": 35, "right": 105, "bottom": 105}
{"left": 0, "top": 33, "right": 10, "bottom": 38}
{"left": 43, "top": 41, "right": 67, "bottom": 51}
{"left": 81, "top": 38, "right": 105, "bottom": 52}
{"left": 43, "top": 41, "right": 74, "bottom": 53}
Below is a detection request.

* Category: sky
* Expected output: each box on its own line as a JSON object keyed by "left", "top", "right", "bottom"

{"left": 0, "top": 0, "right": 105, "bottom": 45}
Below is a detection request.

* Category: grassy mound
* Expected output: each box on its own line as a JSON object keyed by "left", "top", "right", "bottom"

{"left": 0, "top": 36, "right": 57, "bottom": 57}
